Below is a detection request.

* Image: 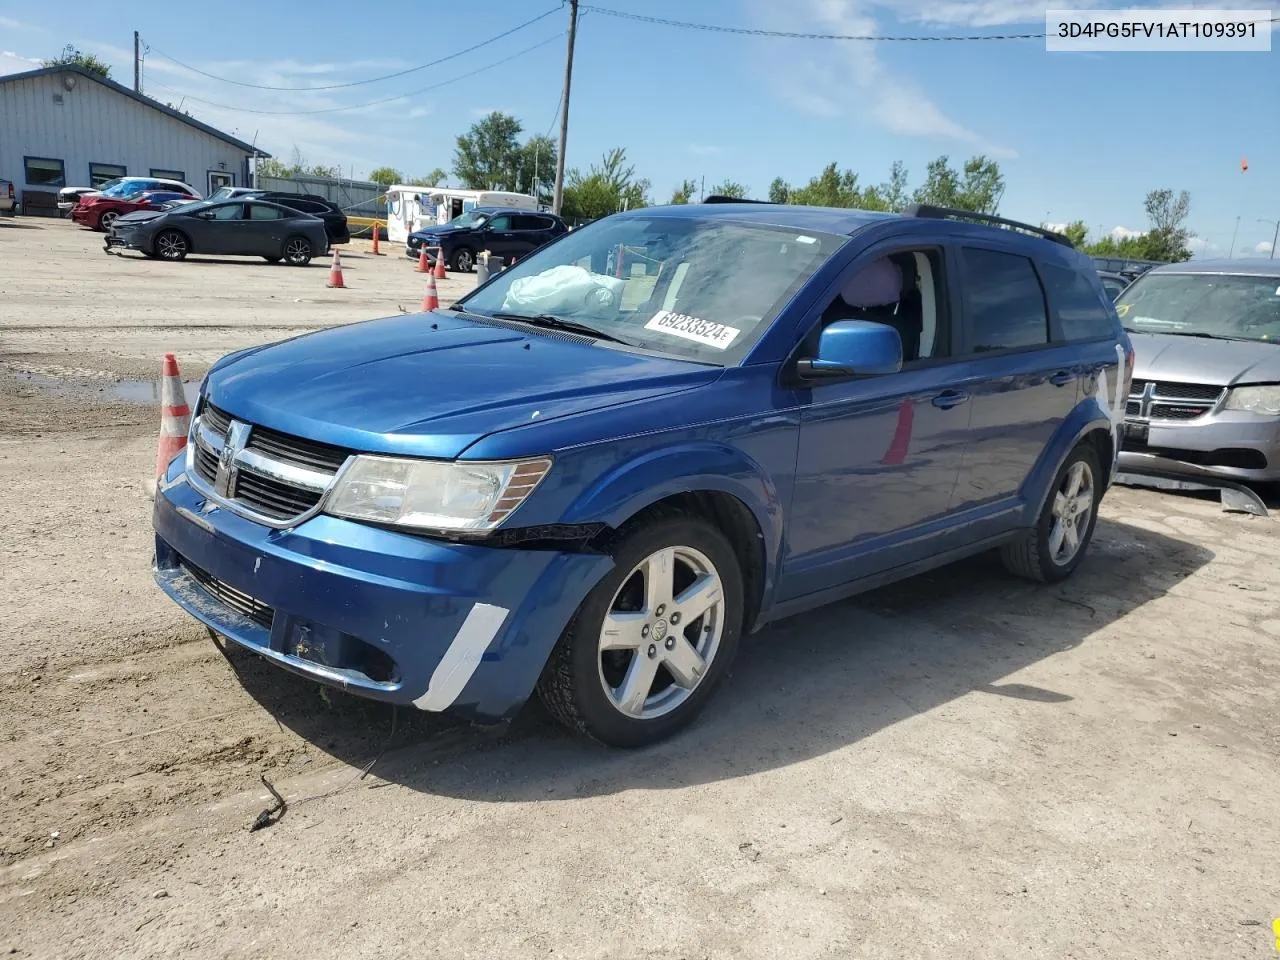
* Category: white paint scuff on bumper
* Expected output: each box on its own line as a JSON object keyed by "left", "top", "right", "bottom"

{"left": 413, "top": 603, "right": 510, "bottom": 712}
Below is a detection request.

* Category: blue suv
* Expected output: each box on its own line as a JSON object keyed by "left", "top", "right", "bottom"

{"left": 152, "top": 201, "right": 1132, "bottom": 747}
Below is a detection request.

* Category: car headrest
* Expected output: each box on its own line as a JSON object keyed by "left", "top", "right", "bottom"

{"left": 841, "top": 257, "right": 902, "bottom": 308}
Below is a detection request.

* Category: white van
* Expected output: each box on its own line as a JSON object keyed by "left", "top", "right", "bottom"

{"left": 384, "top": 186, "right": 537, "bottom": 244}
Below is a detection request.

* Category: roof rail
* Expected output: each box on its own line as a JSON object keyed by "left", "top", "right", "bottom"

{"left": 702, "top": 195, "right": 774, "bottom": 204}
{"left": 903, "top": 203, "right": 1075, "bottom": 248}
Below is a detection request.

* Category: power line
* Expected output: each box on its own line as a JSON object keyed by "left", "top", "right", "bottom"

{"left": 143, "top": 33, "right": 564, "bottom": 117}
{"left": 578, "top": 4, "right": 1279, "bottom": 40}
{"left": 144, "top": 6, "right": 560, "bottom": 91}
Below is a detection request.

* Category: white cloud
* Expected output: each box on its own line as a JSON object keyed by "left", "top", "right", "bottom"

{"left": 1255, "top": 240, "right": 1274, "bottom": 255}
{"left": 757, "top": 0, "right": 1017, "bottom": 158}
{"left": 1111, "top": 225, "right": 1144, "bottom": 239}
{"left": 688, "top": 144, "right": 720, "bottom": 156}
{"left": 0, "top": 50, "right": 41, "bottom": 74}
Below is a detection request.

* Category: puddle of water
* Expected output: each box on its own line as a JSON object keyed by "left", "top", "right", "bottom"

{"left": 11, "top": 372, "right": 200, "bottom": 405}
{"left": 108, "top": 379, "right": 201, "bottom": 404}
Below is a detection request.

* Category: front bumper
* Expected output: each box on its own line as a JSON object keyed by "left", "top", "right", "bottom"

{"left": 1119, "top": 411, "right": 1280, "bottom": 482}
{"left": 152, "top": 466, "right": 613, "bottom": 722}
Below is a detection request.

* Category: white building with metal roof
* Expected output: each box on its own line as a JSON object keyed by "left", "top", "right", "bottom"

{"left": 0, "top": 65, "right": 268, "bottom": 214}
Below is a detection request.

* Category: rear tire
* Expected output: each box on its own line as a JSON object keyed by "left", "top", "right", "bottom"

{"left": 1000, "top": 442, "right": 1102, "bottom": 583}
{"left": 282, "top": 236, "right": 312, "bottom": 266}
{"left": 536, "top": 512, "right": 743, "bottom": 747}
{"left": 97, "top": 210, "right": 118, "bottom": 231}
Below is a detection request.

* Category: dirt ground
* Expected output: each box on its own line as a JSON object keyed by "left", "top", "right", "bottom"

{"left": 1, "top": 217, "right": 1277, "bottom": 960}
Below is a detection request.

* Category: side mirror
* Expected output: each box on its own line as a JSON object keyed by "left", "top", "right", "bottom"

{"left": 796, "top": 319, "right": 903, "bottom": 381}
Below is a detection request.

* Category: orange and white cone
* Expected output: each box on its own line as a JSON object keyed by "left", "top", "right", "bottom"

{"left": 326, "top": 249, "right": 345, "bottom": 288}
{"left": 371, "top": 227, "right": 381, "bottom": 256}
{"left": 432, "top": 247, "right": 446, "bottom": 280}
{"left": 416, "top": 247, "right": 429, "bottom": 273}
{"left": 421, "top": 276, "right": 439, "bottom": 312}
{"left": 155, "top": 352, "right": 191, "bottom": 482}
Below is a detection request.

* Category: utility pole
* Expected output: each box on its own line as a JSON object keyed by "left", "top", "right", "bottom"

{"left": 134, "top": 31, "right": 141, "bottom": 92}
{"left": 1228, "top": 215, "right": 1240, "bottom": 259}
{"left": 552, "top": 0, "right": 578, "bottom": 215}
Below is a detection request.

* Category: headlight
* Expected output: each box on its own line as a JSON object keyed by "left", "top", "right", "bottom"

{"left": 326, "top": 455, "right": 552, "bottom": 532}
{"left": 1224, "top": 385, "right": 1280, "bottom": 416}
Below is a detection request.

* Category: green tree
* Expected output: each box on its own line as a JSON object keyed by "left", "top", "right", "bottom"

{"left": 257, "top": 147, "right": 340, "bottom": 180}
{"left": 562, "top": 148, "right": 651, "bottom": 221}
{"left": 368, "top": 167, "right": 403, "bottom": 186}
{"left": 670, "top": 179, "right": 698, "bottom": 204}
{"left": 910, "top": 154, "right": 1004, "bottom": 214}
{"left": 767, "top": 177, "right": 790, "bottom": 204}
{"left": 1141, "top": 188, "right": 1194, "bottom": 261}
{"left": 514, "top": 135, "right": 558, "bottom": 205}
{"left": 452, "top": 111, "right": 523, "bottom": 190}
{"left": 43, "top": 44, "right": 110, "bottom": 78}
{"left": 407, "top": 168, "right": 447, "bottom": 187}
{"left": 1054, "top": 220, "right": 1089, "bottom": 248}
{"left": 788, "top": 163, "right": 862, "bottom": 207}
{"left": 708, "top": 180, "right": 749, "bottom": 199}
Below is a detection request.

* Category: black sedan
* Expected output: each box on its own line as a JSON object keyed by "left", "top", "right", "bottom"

{"left": 106, "top": 199, "right": 330, "bottom": 265}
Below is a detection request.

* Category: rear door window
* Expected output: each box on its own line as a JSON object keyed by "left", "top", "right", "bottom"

{"left": 958, "top": 247, "right": 1050, "bottom": 352}
{"left": 1040, "top": 262, "right": 1117, "bottom": 340}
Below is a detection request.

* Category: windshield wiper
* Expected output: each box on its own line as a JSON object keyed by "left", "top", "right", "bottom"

{"left": 487, "top": 312, "right": 634, "bottom": 345}
{"left": 1153, "top": 331, "right": 1256, "bottom": 342}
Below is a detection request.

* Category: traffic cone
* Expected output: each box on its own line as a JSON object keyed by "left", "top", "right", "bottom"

{"left": 155, "top": 352, "right": 191, "bottom": 481}
{"left": 370, "top": 227, "right": 381, "bottom": 256}
{"left": 326, "top": 248, "right": 345, "bottom": 288}
{"left": 417, "top": 247, "right": 429, "bottom": 273}
{"left": 421, "top": 276, "right": 439, "bottom": 312}
{"left": 432, "top": 247, "right": 446, "bottom": 280}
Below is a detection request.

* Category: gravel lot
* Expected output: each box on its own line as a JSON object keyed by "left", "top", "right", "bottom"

{"left": 1, "top": 217, "right": 1278, "bottom": 959}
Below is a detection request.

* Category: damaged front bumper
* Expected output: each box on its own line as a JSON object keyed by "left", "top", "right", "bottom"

{"left": 151, "top": 464, "right": 614, "bottom": 723}
{"left": 1115, "top": 452, "right": 1270, "bottom": 517}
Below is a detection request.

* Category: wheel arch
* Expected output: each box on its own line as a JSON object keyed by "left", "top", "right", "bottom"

{"left": 561, "top": 443, "right": 785, "bottom": 633}
{"left": 1024, "top": 400, "right": 1117, "bottom": 524}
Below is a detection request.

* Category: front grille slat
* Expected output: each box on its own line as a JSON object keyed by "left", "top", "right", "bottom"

{"left": 193, "top": 403, "right": 346, "bottom": 525}
{"left": 183, "top": 562, "right": 274, "bottom": 628}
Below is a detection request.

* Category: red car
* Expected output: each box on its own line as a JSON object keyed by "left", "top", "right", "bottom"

{"left": 72, "top": 177, "right": 202, "bottom": 231}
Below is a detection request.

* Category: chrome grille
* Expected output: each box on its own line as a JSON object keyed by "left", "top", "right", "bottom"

{"left": 182, "top": 561, "right": 274, "bottom": 628}
{"left": 1125, "top": 379, "right": 1224, "bottom": 423}
{"left": 190, "top": 401, "right": 349, "bottom": 526}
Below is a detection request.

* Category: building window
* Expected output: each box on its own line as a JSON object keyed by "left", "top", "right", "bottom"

{"left": 151, "top": 168, "right": 186, "bottom": 183}
{"left": 89, "top": 163, "right": 127, "bottom": 188}
{"left": 24, "top": 156, "right": 66, "bottom": 188}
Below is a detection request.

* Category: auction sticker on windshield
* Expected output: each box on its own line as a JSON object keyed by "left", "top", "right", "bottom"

{"left": 644, "top": 310, "right": 741, "bottom": 350}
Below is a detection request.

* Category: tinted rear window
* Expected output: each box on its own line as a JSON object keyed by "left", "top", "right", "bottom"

{"left": 1041, "top": 262, "right": 1116, "bottom": 340}
{"left": 959, "top": 247, "right": 1050, "bottom": 351}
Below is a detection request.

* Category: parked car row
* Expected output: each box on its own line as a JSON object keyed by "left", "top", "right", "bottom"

{"left": 69, "top": 177, "right": 203, "bottom": 229}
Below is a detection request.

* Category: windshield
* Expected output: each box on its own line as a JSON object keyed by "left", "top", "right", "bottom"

{"left": 99, "top": 180, "right": 149, "bottom": 198}
{"left": 456, "top": 215, "right": 847, "bottom": 364}
{"left": 446, "top": 210, "right": 488, "bottom": 229}
{"left": 1116, "top": 272, "right": 1280, "bottom": 343}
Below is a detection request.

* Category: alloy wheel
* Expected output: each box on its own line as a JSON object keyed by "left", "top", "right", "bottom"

{"left": 597, "top": 545, "right": 725, "bottom": 720}
{"left": 1049, "top": 460, "right": 1094, "bottom": 566}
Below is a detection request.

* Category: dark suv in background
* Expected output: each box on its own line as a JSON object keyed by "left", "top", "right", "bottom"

{"left": 407, "top": 207, "right": 568, "bottom": 272}
{"left": 211, "top": 189, "right": 350, "bottom": 245}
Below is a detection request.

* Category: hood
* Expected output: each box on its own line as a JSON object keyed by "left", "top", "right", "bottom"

{"left": 204, "top": 311, "right": 721, "bottom": 460}
{"left": 1130, "top": 331, "right": 1280, "bottom": 386}
{"left": 114, "top": 210, "right": 166, "bottom": 225}
{"left": 409, "top": 223, "right": 468, "bottom": 241}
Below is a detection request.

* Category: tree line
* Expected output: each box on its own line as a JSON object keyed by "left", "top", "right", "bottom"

{"left": 1051, "top": 189, "right": 1195, "bottom": 263}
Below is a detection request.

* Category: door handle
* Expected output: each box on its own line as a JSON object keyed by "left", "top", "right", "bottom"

{"left": 1050, "top": 370, "right": 1079, "bottom": 387}
{"left": 930, "top": 390, "right": 969, "bottom": 410}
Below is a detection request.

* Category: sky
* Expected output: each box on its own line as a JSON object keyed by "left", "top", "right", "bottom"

{"left": 2, "top": 0, "right": 1276, "bottom": 257}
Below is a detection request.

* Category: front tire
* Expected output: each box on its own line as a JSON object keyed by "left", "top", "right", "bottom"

{"left": 154, "top": 230, "right": 188, "bottom": 261}
{"left": 450, "top": 247, "right": 474, "bottom": 273}
{"left": 1000, "top": 442, "right": 1102, "bottom": 583}
{"left": 537, "top": 513, "right": 743, "bottom": 747}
